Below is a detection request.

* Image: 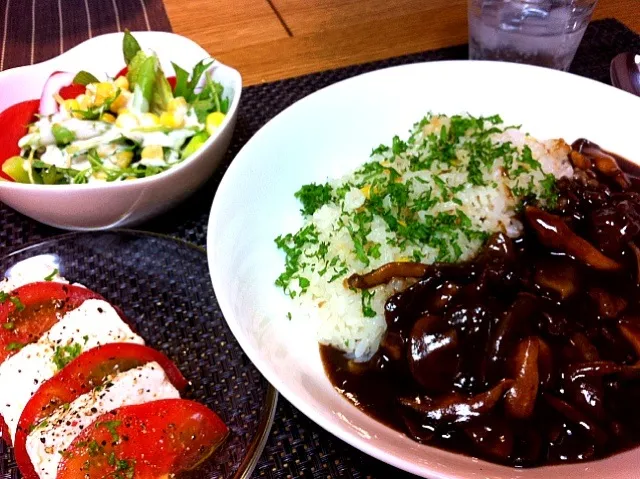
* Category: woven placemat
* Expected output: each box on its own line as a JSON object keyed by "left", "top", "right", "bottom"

{"left": 1, "top": 17, "right": 639, "bottom": 479}
{"left": 0, "top": 0, "right": 171, "bottom": 71}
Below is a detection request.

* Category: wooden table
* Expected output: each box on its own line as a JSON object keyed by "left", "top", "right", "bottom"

{"left": 163, "top": 0, "right": 640, "bottom": 86}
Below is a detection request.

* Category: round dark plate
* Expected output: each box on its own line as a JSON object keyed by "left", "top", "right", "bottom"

{"left": 0, "top": 231, "right": 277, "bottom": 479}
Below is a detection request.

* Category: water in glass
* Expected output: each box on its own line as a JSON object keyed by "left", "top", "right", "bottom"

{"left": 468, "top": 0, "right": 598, "bottom": 70}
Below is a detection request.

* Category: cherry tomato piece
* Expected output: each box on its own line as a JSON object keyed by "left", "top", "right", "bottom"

{"left": 58, "top": 84, "right": 86, "bottom": 100}
{"left": 0, "top": 99, "right": 40, "bottom": 179}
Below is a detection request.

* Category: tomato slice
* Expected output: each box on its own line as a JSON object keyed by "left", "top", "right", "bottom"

{"left": 58, "top": 399, "right": 228, "bottom": 479}
{"left": 58, "top": 83, "right": 86, "bottom": 100}
{"left": 0, "top": 99, "right": 40, "bottom": 179}
{"left": 0, "top": 282, "right": 104, "bottom": 362}
{"left": 0, "top": 282, "right": 105, "bottom": 364}
{"left": 14, "top": 343, "right": 188, "bottom": 479}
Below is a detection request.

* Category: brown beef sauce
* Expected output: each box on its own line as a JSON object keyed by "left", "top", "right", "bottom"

{"left": 321, "top": 140, "right": 640, "bottom": 467}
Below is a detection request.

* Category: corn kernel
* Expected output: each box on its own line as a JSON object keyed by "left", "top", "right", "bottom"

{"left": 93, "top": 171, "right": 108, "bottom": 181}
{"left": 94, "top": 82, "right": 115, "bottom": 106}
{"left": 115, "top": 150, "right": 134, "bottom": 168}
{"left": 206, "top": 112, "right": 226, "bottom": 135}
{"left": 101, "top": 113, "right": 116, "bottom": 124}
{"left": 396, "top": 256, "right": 410, "bottom": 262}
{"left": 77, "top": 94, "right": 91, "bottom": 110}
{"left": 139, "top": 113, "right": 161, "bottom": 128}
{"left": 114, "top": 76, "right": 129, "bottom": 91}
{"left": 167, "top": 97, "right": 187, "bottom": 112}
{"left": 159, "top": 111, "right": 184, "bottom": 129}
{"left": 109, "top": 90, "right": 130, "bottom": 113}
{"left": 62, "top": 99, "right": 80, "bottom": 113}
{"left": 141, "top": 145, "right": 164, "bottom": 161}
{"left": 360, "top": 184, "right": 371, "bottom": 199}
{"left": 397, "top": 220, "right": 407, "bottom": 227}
{"left": 115, "top": 113, "right": 139, "bottom": 130}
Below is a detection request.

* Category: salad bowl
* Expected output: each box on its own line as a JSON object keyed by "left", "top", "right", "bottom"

{"left": 0, "top": 32, "right": 241, "bottom": 230}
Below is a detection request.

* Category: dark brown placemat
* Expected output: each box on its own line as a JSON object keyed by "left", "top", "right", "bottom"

{"left": 0, "top": 0, "right": 171, "bottom": 71}
{"left": 1, "top": 17, "right": 639, "bottom": 479}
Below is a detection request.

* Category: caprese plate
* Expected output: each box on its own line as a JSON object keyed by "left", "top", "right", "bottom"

{"left": 0, "top": 231, "right": 277, "bottom": 479}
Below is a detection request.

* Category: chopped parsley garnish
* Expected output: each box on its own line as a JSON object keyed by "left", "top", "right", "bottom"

{"left": 52, "top": 342, "right": 83, "bottom": 371}
{"left": 294, "top": 183, "right": 333, "bottom": 216}
{"left": 2, "top": 322, "right": 15, "bottom": 330}
{"left": 274, "top": 113, "right": 559, "bottom": 319}
{"left": 33, "top": 419, "right": 48, "bottom": 431}
{"left": 6, "top": 341, "right": 24, "bottom": 351}
{"left": 99, "top": 420, "right": 122, "bottom": 441}
{"left": 361, "top": 290, "right": 377, "bottom": 318}
{"left": 0, "top": 291, "right": 7, "bottom": 303}
{"left": 9, "top": 296, "right": 25, "bottom": 311}
{"left": 44, "top": 269, "right": 59, "bottom": 281}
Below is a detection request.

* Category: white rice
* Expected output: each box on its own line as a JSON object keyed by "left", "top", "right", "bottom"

{"left": 276, "top": 114, "right": 573, "bottom": 360}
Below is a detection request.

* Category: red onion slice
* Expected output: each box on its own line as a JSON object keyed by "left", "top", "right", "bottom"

{"left": 39, "top": 71, "right": 75, "bottom": 116}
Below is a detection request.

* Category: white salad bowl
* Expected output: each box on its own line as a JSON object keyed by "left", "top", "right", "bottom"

{"left": 0, "top": 31, "right": 241, "bottom": 230}
{"left": 208, "top": 61, "right": 640, "bottom": 479}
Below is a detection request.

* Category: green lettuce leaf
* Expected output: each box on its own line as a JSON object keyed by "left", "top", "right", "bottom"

{"left": 123, "top": 30, "right": 142, "bottom": 65}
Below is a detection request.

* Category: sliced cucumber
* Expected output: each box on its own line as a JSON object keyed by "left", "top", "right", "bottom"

{"left": 181, "top": 131, "right": 209, "bottom": 159}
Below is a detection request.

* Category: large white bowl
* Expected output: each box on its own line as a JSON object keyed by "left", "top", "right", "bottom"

{"left": 208, "top": 60, "right": 640, "bottom": 479}
{"left": 0, "top": 31, "right": 241, "bottom": 230}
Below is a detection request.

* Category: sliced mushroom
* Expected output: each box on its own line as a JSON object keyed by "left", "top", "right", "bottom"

{"left": 536, "top": 337, "right": 554, "bottom": 388}
{"left": 618, "top": 320, "right": 640, "bottom": 358}
{"left": 486, "top": 293, "right": 538, "bottom": 370}
{"left": 543, "top": 394, "right": 608, "bottom": 446}
{"left": 569, "top": 150, "right": 592, "bottom": 170}
{"left": 464, "top": 419, "right": 514, "bottom": 461}
{"left": 400, "top": 409, "right": 437, "bottom": 443}
{"left": 570, "top": 332, "right": 600, "bottom": 362}
{"left": 407, "top": 315, "right": 460, "bottom": 394}
{"left": 630, "top": 242, "right": 640, "bottom": 286}
{"left": 566, "top": 378, "right": 608, "bottom": 424}
{"left": 428, "top": 281, "right": 460, "bottom": 312}
{"left": 567, "top": 360, "right": 640, "bottom": 381}
{"left": 574, "top": 139, "right": 631, "bottom": 190}
{"left": 346, "top": 262, "right": 429, "bottom": 289}
{"left": 525, "top": 206, "right": 622, "bottom": 271}
{"left": 398, "top": 379, "right": 514, "bottom": 425}
{"left": 533, "top": 257, "right": 579, "bottom": 300}
{"left": 588, "top": 288, "right": 628, "bottom": 319}
{"left": 504, "top": 337, "right": 539, "bottom": 419}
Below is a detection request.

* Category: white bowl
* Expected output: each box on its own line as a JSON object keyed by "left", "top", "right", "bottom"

{"left": 0, "top": 31, "right": 241, "bottom": 230}
{"left": 208, "top": 61, "right": 640, "bottom": 479}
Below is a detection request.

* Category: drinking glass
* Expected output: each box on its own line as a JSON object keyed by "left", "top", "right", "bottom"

{"left": 468, "top": 0, "right": 599, "bottom": 70}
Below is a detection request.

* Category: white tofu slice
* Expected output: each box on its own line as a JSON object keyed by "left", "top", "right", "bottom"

{"left": 26, "top": 361, "right": 180, "bottom": 479}
{"left": 0, "top": 299, "right": 143, "bottom": 441}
